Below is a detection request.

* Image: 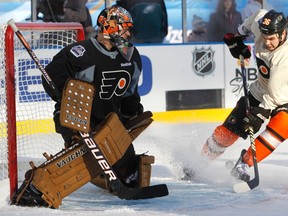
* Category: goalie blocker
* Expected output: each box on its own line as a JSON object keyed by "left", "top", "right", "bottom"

{"left": 12, "top": 112, "right": 154, "bottom": 208}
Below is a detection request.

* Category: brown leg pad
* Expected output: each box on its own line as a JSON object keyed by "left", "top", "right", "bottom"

{"left": 129, "top": 118, "right": 153, "bottom": 141}
{"left": 32, "top": 143, "right": 101, "bottom": 208}
{"left": 90, "top": 113, "right": 154, "bottom": 190}
{"left": 92, "top": 112, "right": 132, "bottom": 166}
{"left": 31, "top": 113, "right": 133, "bottom": 208}
{"left": 90, "top": 174, "right": 110, "bottom": 191}
{"left": 138, "top": 155, "right": 155, "bottom": 187}
{"left": 91, "top": 155, "right": 155, "bottom": 190}
{"left": 125, "top": 111, "right": 154, "bottom": 142}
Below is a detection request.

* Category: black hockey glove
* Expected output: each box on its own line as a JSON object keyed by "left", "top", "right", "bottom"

{"left": 243, "top": 107, "right": 271, "bottom": 133}
{"left": 223, "top": 33, "right": 251, "bottom": 59}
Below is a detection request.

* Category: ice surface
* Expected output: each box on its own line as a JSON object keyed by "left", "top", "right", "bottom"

{"left": 1, "top": 122, "right": 288, "bottom": 216}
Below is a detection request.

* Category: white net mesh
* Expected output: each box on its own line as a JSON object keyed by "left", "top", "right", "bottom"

{"left": 0, "top": 24, "right": 8, "bottom": 182}
{"left": 0, "top": 22, "right": 83, "bottom": 191}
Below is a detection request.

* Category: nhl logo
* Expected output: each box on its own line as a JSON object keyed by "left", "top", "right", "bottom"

{"left": 70, "top": 45, "right": 86, "bottom": 58}
{"left": 192, "top": 47, "right": 215, "bottom": 76}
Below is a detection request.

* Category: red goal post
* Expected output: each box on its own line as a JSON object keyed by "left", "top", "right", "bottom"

{"left": 0, "top": 22, "right": 85, "bottom": 202}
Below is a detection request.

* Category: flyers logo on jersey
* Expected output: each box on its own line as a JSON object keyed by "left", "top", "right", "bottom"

{"left": 259, "top": 65, "right": 269, "bottom": 75}
{"left": 99, "top": 70, "right": 131, "bottom": 99}
{"left": 256, "top": 57, "right": 270, "bottom": 79}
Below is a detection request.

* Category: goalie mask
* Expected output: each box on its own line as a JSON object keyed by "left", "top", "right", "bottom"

{"left": 97, "top": 5, "right": 134, "bottom": 61}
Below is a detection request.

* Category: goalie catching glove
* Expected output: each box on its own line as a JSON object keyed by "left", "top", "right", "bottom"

{"left": 223, "top": 33, "right": 251, "bottom": 59}
{"left": 243, "top": 107, "right": 271, "bottom": 133}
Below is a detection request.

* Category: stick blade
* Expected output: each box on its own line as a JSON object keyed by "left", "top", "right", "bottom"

{"left": 233, "top": 182, "right": 251, "bottom": 193}
{"left": 233, "top": 177, "right": 259, "bottom": 193}
{"left": 116, "top": 183, "right": 169, "bottom": 200}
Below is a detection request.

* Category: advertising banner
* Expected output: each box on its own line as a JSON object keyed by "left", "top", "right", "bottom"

{"left": 224, "top": 43, "right": 258, "bottom": 108}
{"left": 138, "top": 44, "right": 225, "bottom": 111}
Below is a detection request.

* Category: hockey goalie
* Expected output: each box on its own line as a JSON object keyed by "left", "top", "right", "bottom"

{"left": 11, "top": 5, "right": 168, "bottom": 209}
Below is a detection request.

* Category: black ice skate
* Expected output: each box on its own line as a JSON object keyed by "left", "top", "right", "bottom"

{"left": 11, "top": 169, "right": 48, "bottom": 207}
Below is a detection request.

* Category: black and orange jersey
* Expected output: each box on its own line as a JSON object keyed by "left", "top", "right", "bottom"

{"left": 42, "top": 36, "right": 142, "bottom": 126}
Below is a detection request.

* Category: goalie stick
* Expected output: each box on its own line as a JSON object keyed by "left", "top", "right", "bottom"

{"left": 232, "top": 55, "right": 259, "bottom": 193}
{"left": 7, "top": 19, "right": 61, "bottom": 101}
{"left": 7, "top": 19, "right": 168, "bottom": 200}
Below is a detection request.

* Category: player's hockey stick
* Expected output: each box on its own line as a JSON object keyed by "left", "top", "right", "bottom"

{"left": 7, "top": 19, "right": 168, "bottom": 200}
{"left": 233, "top": 55, "right": 259, "bottom": 193}
{"left": 7, "top": 19, "right": 61, "bottom": 101}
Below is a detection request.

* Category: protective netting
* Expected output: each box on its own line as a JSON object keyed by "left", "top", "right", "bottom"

{"left": 0, "top": 22, "right": 83, "bottom": 192}
{"left": 0, "top": 24, "right": 9, "bottom": 182}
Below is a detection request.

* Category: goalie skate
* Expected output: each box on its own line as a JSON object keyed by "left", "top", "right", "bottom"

{"left": 12, "top": 169, "right": 48, "bottom": 207}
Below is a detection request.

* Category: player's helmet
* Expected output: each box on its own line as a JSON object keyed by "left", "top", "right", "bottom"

{"left": 97, "top": 5, "right": 133, "bottom": 40}
{"left": 258, "top": 10, "right": 287, "bottom": 35}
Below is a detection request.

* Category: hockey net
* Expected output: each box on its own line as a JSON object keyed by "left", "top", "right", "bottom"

{"left": 0, "top": 22, "right": 85, "bottom": 202}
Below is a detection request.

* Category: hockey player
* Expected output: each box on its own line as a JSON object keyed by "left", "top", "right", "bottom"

{"left": 185, "top": 9, "right": 288, "bottom": 182}
{"left": 12, "top": 5, "right": 159, "bottom": 208}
